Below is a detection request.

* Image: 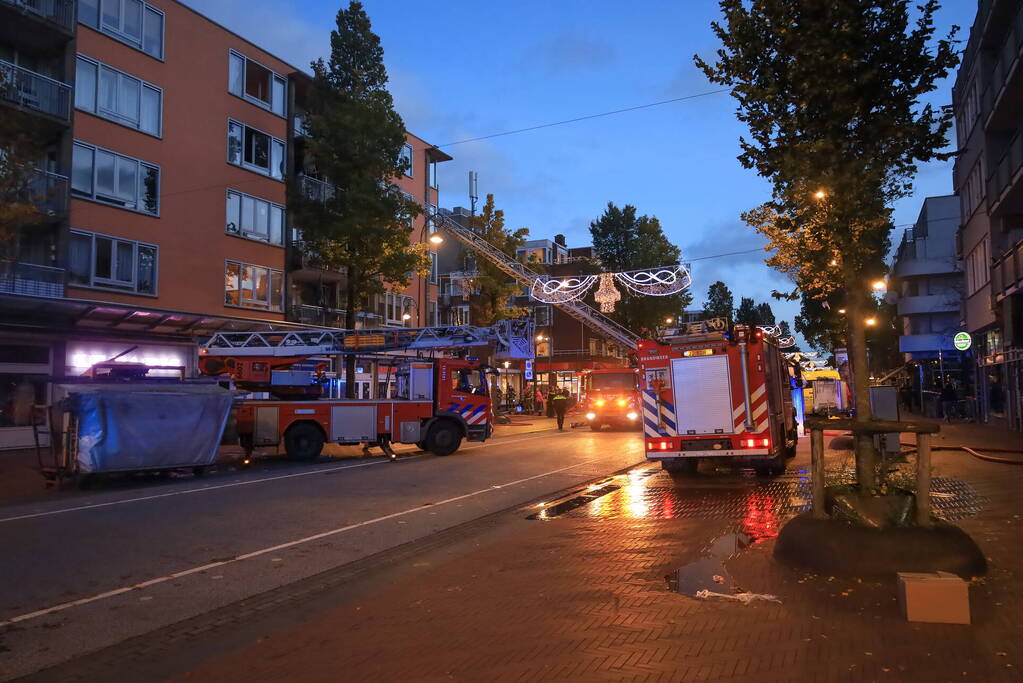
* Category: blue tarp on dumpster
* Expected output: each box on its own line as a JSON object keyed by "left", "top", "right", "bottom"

{"left": 62, "top": 384, "right": 233, "bottom": 473}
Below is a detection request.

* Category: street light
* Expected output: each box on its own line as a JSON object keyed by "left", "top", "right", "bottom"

{"left": 814, "top": 189, "right": 827, "bottom": 200}
{"left": 402, "top": 312, "right": 412, "bottom": 322}
{"left": 865, "top": 317, "right": 877, "bottom": 326}
{"left": 429, "top": 233, "right": 444, "bottom": 245}
{"left": 871, "top": 280, "right": 886, "bottom": 291}
{"left": 837, "top": 308, "right": 847, "bottom": 314}
{"left": 664, "top": 317, "right": 674, "bottom": 324}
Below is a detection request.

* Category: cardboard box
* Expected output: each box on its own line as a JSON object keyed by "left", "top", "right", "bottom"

{"left": 897, "top": 571, "right": 971, "bottom": 624}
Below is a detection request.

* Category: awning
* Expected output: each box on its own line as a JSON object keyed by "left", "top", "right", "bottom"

{"left": 0, "top": 292, "right": 341, "bottom": 341}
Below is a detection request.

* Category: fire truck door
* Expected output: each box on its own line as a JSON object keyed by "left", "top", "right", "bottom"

{"left": 410, "top": 363, "right": 434, "bottom": 401}
{"left": 671, "top": 355, "right": 734, "bottom": 435}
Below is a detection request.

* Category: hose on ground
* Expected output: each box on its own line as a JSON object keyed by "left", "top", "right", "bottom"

{"left": 897, "top": 442, "right": 1023, "bottom": 465}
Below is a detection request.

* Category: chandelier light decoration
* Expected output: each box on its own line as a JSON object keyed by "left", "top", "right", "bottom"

{"left": 593, "top": 273, "right": 622, "bottom": 313}
{"left": 530, "top": 263, "right": 691, "bottom": 313}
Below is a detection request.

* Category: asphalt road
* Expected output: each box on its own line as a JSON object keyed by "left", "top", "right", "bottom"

{"left": 0, "top": 426, "right": 646, "bottom": 681}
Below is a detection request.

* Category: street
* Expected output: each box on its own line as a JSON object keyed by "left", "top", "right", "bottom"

{"left": 0, "top": 425, "right": 645, "bottom": 681}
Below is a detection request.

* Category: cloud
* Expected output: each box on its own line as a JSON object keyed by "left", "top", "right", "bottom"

{"left": 520, "top": 31, "right": 617, "bottom": 75}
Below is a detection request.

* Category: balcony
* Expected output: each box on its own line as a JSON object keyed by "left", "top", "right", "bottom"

{"left": 0, "top": 260, "right": 65, "bottom": 299}
{"left": 991, "top": 240, "right": 1023, "bottom": 301}
{"left": 297, "top": 174, "right": 335, "bottom": 202}
{"left": 895, "top": 294, "right": 960, "bottom": 316}
{"left": 0, "top": 0, "right": 75, "bottom": 32}
{"left": 22, "top": 169, "right": 69, "bottom": 217}
{"left": 0, "top": 59, "right": 71, "bottom": 122}
{"left": 987, "top": 128, "right": 1023, "bottom": 213}
{"left": 980, "top": 3, "right": 1023, "bottom": 129}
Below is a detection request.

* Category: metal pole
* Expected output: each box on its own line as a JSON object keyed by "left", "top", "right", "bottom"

{"left": 938, "top": 348, "right": 945, "bottom": 385}
{"left": 916, "top": 432, "right": 932, "bottom": 527}
{"left": 811, "top": 427, "right": 826, "bottom": 519}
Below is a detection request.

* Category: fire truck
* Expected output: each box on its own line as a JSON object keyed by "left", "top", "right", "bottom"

{"left": 198, "top": 320, "right": 533, "bottom": 461}
{"left": 636, "top": 321, "right": 799, "bottom": 476}
{"left": 580, "top": 368, "right": 641, "bottom": 430}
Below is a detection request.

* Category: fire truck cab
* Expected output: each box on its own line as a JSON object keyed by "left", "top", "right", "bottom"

{"left": 637, "top": 322, "right": 798, "bottom": 476}
{"left": 580, "top": 368, "right": 640, "bottom": 431}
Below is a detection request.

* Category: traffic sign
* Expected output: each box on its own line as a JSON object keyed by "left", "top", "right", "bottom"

{"left": 953, "top": 332, "right": 972, "bottom": 351}
{"left": 524, "top": 359, "right": 534, "bottom": 381}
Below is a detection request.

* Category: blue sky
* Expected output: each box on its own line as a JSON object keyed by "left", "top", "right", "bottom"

{"left": 190, "top": 0, "right": 975, "bottom": 335}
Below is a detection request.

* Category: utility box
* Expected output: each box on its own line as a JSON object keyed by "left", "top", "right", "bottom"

{"left": 897, "top": 571, "right": 971, "bottom": 624}
{"left": 869, "top": 385, "right": 901, "bottom": 454}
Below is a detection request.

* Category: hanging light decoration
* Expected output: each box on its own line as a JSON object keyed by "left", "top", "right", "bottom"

{"left": 757, "top": 325, "right": 796, "bottom": 349}
{"left": 615, "top": 264, "right": 691, "bottom": 296}
{"left": 529, "top": 275, "right": 598, "bottom": 304}
{"left": 593, "top": 272, "right": 622, "bottom": 313}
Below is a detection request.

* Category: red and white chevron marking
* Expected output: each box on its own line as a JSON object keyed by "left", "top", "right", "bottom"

{"left": 732, "top": 383, "right": 768, "bottom": 434}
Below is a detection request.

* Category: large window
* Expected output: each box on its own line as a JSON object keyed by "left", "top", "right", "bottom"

{"left": 71, "top": 141, "right": 159, "bottom": 215}
{"left": 226, "top": 189, "right": 284, "bottom": 246}
{"left": 227, "top": 119, "right": 285, "bottom": 180}
{"left": 400, "top": 144, "right": 413, "bottom": 177}
{"left": 225, "top": 260, "right": 283, "bottom": 312}
{"left": 228, "top": 50, "right": 286, "bottom": 117}
{"left": 79, "top": 0, "right": 164, "bottom": 59}
{"left": 384, "top": 292, "right": 412, "bottom": 325}
{"left": 450, "top": 305, "right": 470, "bottom": 326}
{"left": 69, "top": 229, "right": 158, "bottom": 295}
{"left": 965, "top": 236, "right": 990, "bottom": 296}
{"left": 75, "top": 55, "right": 161, "bottom": 136}
{"left": 429, "top": 160, "right": 438, "bottom": 189}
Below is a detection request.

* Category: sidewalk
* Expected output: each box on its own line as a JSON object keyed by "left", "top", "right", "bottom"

{"left": 169, "top": 433, "right": 1023, "bottom": 682}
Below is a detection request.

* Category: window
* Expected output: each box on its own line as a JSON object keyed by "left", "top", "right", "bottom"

{"left": 400, "top": 144, "right": 413, "bottom": 177}
{"left": 228, "top": 50, "right": 286, "bottom": 117}
{"left": 427, "top": 300, "right": 438, "bottom": 326}
{"left": 228, "top": 119, "right": 285, "bottom": 180}
{"left": 450, "top": 305, "right": 469, "bottom": 326}
{"left": 71, "top": 141, "right": 159, "bottom": 215}
{"left": 69, "top": 229, "right": 157, "bottom": 295}
{"left": 965, "top": 236, "right": 990, "bottom": 296}
{"left": 961, "top": 160, "right": 984, "bottom": 222}
{"left": 383, "top": 292, "right": 413, "bottom": 325}
{"left": 75, "top": 55, "right": 162, "bottom": 135}
{"left": 535, "top": 305, "right": 552, "bottom": 327}
{"left": 225, "top": 260, "right": 283, "bottom": 311}
{"left": 226, "top": 189, "right": 283, "bottom": 246}
{"left": 428, "top": 160, "right": 438, "bottom": 189}
{"left": 955, "top": 79, "right": 979, "bottom": 148}
{"left": 79, "top": 0, "right": 164, "bottom": 59}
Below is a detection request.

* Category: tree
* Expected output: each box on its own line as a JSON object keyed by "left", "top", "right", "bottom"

{"left": 755, "top": 302, "right": 775, "bottom": 326}
{"left": 292, "top": 1, "right": 429, "bottom": 396}
{"left": 735, "top": 297, "right": 757, "bottom": 326}
{"left": 703, "top": 281, "right": 734, "bottom": 323}
{"left": 588, "top": 202, "right": 692, "bottom": 331}
{"left": 468, "top": 194, "right": 529, "bottom": 325}
{"left": 696, "top": 0, "right": 958, "bottom": 490}
{"left": 0, "top": 111, "right": 47, "bottom": 259}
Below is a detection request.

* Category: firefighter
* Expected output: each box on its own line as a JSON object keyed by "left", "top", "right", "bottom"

{"left": 550, "top": 385, "right": 570, "bottom": 430}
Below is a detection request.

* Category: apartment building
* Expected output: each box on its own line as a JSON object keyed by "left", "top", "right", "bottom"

{"left": 0, "top": 0, "right": 449, "bottom": 449}
{"left": 889, "top": 196, "right": 965, "bottom": 409}
{"left": 952, "top": 0, "right": 1023, "bottom": 430}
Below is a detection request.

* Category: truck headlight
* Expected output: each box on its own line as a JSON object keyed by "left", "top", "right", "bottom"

{"left": 585, "top": 412, "right": 597, "bottom": 420}
{"left": 626, "top": 412, "right": 638, "bottom": 420}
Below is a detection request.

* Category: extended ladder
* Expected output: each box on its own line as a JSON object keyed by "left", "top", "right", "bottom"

{"left": 429, "top": 212, "right": 641, "bottom": 350}
{"left": 201, "top": 319, "right": 534, "bottom": 358}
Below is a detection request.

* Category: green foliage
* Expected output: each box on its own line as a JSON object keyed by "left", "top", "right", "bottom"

{"left": 469, "top": 194, "right": 529, "bottom": 325}
{"left": 291, "top": 1, "right": 429, "bottom": 328}
{"left": 589, "top": 202, "right": 692, "bottom": 330}
{"left": 0, "top": 111, "right": 47, "bottom": 255}
{"left": 702, "top": 281, "right": 734, "bottom": 323}
{"left": 736, "top": 297, "right": 777, "bottom": 326}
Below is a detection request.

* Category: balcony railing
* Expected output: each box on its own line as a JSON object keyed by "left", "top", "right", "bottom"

{"left": 980, "top": 4, "right": 1023, "bottom": 124}
{"left": 22, "top": 169, "right": 69, "bottom": 216}
{"left": 0, "top": 260, "right": 65, "bottom": 299}
{"left": 297, "top": 174, "right": 335, "bottom": 203}
{"left": 987, "top": 128, "right": 1023, "bottom": 208}
{"left": 0, "top": 0, "right": 76, "bottom": 32}
{"left": 0, "top": 59, "right": 71, "bottom": 121}
{"left": 991, "top": 240, "right": 1023, "bottom": 299}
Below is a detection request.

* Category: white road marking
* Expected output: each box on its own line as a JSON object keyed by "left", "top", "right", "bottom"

{"left": 0, "top": 450, "right": 617, "bottom": 627}
{"left": 0, "top": 431, "right": 564, "bottom": 524}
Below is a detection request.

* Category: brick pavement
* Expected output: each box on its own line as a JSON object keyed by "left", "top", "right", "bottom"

{"left": 155, "top": 429, "right": 1023, "bottom": 683}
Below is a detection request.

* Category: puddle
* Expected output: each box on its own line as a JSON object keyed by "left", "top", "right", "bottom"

{"left": 527, "top": 485, "right": 620, "bottom": 520}
{"left": 665, "top": 531, "right": 764, "bottom": 597}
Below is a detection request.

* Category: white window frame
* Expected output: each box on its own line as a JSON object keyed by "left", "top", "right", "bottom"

{"left": 428, "top": 160, "right": 438, "bottom": 189}
{"left": 224, "top": 260, "right": 284, "bottom": 312}
{"left": 965, "top": 236, "right": 991, "bottom": 296}
{"left": 400, "top": 144, "right": 413, "bottom": 177}
{"left": 225, "top": 188, "right": 284, "bottom": 246}
{"left": 79, "top": 0, "right": 165, "bottom": 60}
{"left": 75, "top": 54, "right": 162, "bottom": 136}
{"left": 450, "top": 305, "right": 470, "bottom": 327}
{"left": 227, "top": 49, "right": 287, "bottom": 117}
{"left": 71, "top": 140, "right": 160, "bottom": 216}
{"left": 69, "top": 229, "right": 158, "bottom": 296}
{"left": 227, "top": 118, "right": 286, "bottom": 180}
{"left": 384, "top": 292, "right": 413, "bottom": 325}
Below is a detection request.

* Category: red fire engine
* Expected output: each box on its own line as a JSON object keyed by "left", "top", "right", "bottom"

{"left": 198, "top": 321, "right": 533, "bottom": 461}
{"left": 580, "top": 368, "right": 641, "bottom": 430}
{"left": 637, "top": 321, "right": 798, "bottom": 476}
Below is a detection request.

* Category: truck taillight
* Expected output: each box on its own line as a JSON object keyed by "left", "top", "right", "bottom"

{"left": 745, "top": 438, "right": 756, "bottom": 448}
{"left": 660, "top": 441, "right": 669, "bottom": 450}
{"left": 762, "top": 438, "right": 770, "bottom": 447}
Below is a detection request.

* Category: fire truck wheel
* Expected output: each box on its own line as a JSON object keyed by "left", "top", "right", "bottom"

{"left": 426, "top": 420, "right": 462, "bottom": 456}
{"left": 284, "top": 423, "right": 325, "bottom": 462}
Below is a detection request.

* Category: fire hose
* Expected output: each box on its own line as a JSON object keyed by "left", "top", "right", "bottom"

{"left": 898, "top": 442, "right": 1023, "bottom": 465}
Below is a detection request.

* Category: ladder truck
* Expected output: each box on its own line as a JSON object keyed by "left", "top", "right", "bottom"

{"left": 428, "top": 214, "right": 800, "bottom": 476}
{"left": 199, "top": 320, "right": 533, "bottom": 461}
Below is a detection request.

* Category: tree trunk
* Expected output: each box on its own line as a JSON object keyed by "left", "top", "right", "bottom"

{"left": 343, "top": 267, "right": 358, "bottom": 399}
{"left": 846, "top": 286, "right": 877, "bottom": 491}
